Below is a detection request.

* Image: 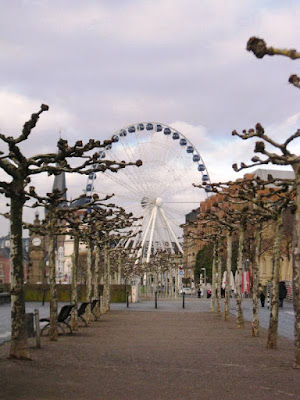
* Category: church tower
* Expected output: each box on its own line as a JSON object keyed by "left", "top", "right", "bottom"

{"left": 28, "top": 170, "right": 68, "bottom": 284}
{"left": 28, "top": 212, "right": 46, "bottom": 284}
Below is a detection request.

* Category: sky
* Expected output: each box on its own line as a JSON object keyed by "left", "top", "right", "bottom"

{"left": 0, "top": 0, "right": 300, "bottom": 235}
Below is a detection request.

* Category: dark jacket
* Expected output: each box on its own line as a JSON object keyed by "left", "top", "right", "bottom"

{"left": 279, "top": 281, "right": 287, "bottom": 299}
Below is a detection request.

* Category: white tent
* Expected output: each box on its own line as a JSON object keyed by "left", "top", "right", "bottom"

{"left": 222, "top": 271, "right": 236, "bottom": 292}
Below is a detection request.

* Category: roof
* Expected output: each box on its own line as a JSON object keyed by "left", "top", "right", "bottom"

{"left": 185, "top": 207, "right": 200, "bottom": 223}
{"left": 252, "top": 168, "right": 294, "bottom": 181}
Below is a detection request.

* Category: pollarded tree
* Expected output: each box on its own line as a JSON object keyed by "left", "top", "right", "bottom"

{"left": 92, "top": 206, "right": 139, "bottom": 313}
{"left": 29, "top": 190, "right": 113, "bottom": 336}
{"left": 206, "top": 177, "right": 294, "bottom": 338}
{"left": 233, "top": 36, "right": 300, "bottom": 368}
{"left": 186, "top": 221, "right": 224, "bottom": 312}
{"left": 0, "top": 105, "right": 142, "bottom": 359}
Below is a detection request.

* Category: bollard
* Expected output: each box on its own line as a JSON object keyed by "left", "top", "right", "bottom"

{"left": 34, "top": 309, "right": 41, "bottom": 349}
{"left": 183, "top": 292, "right": 185, "bottom": 309}
{"left": 126, "top": 291, "right": 129, "bottom": 308}
{"left": 267, "top": 289, "right": 270, "bottom": 310}
{"left": 155, "top": 291, "right": 158, "bottom": 309}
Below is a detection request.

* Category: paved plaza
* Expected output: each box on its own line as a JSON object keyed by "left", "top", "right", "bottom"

{"left": 0, "top": 301, "right": 299, "bottom": 400}
{"left": 0, "top": 297, "right": 295, "bottom": 345}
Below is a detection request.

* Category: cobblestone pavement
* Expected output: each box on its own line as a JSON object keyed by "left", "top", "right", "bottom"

{"left": 0, "top": 297, "right": 294, "bottom": 345}
{"left": 112, "top": 296, "right": 295, "bottom": 339}
{"left": 1, "top": 309, "right": 299, "bottom": 400}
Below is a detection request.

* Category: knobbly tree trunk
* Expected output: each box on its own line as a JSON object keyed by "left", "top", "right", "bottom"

{"left": 103, "top": 241, "right": 110, "bottom": 312}
{"left": 236, "top": 225, "right": 245, "bottom": 328}
{"left": 224, "top": 231, "right": 232, "bottom": 321}
{"left": 153, "top": 273, "right": 158, "bottom": 293}
{"left": 93, "top": 245, "right": 101, "bottom": 318}
{"left": 164, "top": 271, "right": 167, "bottom": 297}
{"left": 267, "top": 214, "right": 283, "bottom": 349}
{"left": 252, "top": 223, "right": 262, "bottom": 337}
{"left": 117, "top": 252, "right": 122, "bottom": 285}
{"left": 169, "top": 266, "right": 173, "bottom": 298}
{"left": 145, "top": 272, "right": 148, "bottom": 297}
{"left": 70, "top": 233, "right": 79, "bottom": 330}
{"left": 48, "top": 211, "right": 58, "bottom": 341}
{"left": 102, "top": 245, "right": 108, "bottom": 312}
{"left": 211, "top": 243, "right": 217, "bottom": 312}
{"left": 175, "top": 266, "right": 179, "bottom": 299}
{"left": 292, "top": 166, "right": 300, "bottom": 368}
{"left": 9, "top": 194, "right": 30, "bottom": 359}
{"left": 217, "top": 243, "right": 222, "bottom": 314}
{"left": 85, "top": 237, "right": 93, "bottom": 323}
{"left": 165, "top": 271, "right": 169, "bottom": 297}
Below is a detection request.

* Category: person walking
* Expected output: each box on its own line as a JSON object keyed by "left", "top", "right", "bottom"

{"left": 197, "top": 288, "right": 201, "bottom": 298}
{"left": 278, "top": 281, "right": 287, "bottom": 307}
{"left": 259, "top": 284, "right": 265, "bottom": 307}
{"left": 260, "top": 291, "right": 265, "bottom": 307}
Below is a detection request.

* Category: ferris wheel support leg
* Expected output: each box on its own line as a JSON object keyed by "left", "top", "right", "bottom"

{"left": 156, "top": 212, "right": 167, "bottom": 252}
{"left": 135, "top": 208, "right": 155, "bottom": 263}
{"left": 159, "top": 208, "right": 183, "bottom": 254}
{"left": 159, "top": 209, "right": 175, "bottom": 254}
{"left": 146, "top": 207, "right": 158, "bottom": 263}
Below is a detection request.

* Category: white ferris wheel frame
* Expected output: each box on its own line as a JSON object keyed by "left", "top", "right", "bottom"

{"left": 84, "top": 122, "right": 211, "bottom": 264}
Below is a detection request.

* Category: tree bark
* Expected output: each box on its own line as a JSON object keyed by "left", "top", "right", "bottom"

{"left": 292, "top": 166, "right": 300, "bottom": 368}
{"left": 169, "top": 266, "right": 173, "bottom": 298}
{"left": 48, "top": 211, "right": 58, "bottom": 341}
{"left": 174, "top": 266, "right": 179, "bottom": 299}
{"left": 267, "top": 213, "right": 283, "bottom": 349}
{"left": 236, "top": 225, "right": 245, "bottom": 328}
{"left": 217, "top": 243, "right": 222, "bottom": 314}
{"left": 85, "top": 237, "right": 93, "bottom": 323}
{"left": 117, "top": 252, "right": 122, "bottom": 285}
{"left": 224, "top": 230, "right": 232, "bottom": 321}
{"left": 9, "top": 194, "right": 30, "bottom": 359}
{"left": 252, "top": 223, "right": 262, "bottom": 337}
{"left": 70, "top": 233, "right": 79, "bottom": 330}
{"left": 165, "top": 271, "right": 169, "bottom": 297}
{"left": 103, "top": 241, "right": 110, "bottom": 312}
{"left": 93, "top": 244, "right": 101, "bottom": 318}
{"left": 211, "top": 243, "right": 217, "bottom": 312}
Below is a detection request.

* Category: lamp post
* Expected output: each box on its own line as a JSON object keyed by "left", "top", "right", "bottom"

{"left": 201, "top": 268, "right": 207, "bottom": 298}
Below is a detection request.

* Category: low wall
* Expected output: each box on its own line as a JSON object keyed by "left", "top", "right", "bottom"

{"left": 0, "top": 284, "right": 132, "bottom": 304}
{"left": 0, "top": 293, "right": 10, "bottom": 305}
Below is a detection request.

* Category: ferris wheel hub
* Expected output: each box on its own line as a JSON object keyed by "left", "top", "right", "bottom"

{"left": 155, "top": 197, "right": 163, "bottom": 207}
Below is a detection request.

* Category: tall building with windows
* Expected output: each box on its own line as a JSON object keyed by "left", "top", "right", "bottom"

{"left": 183, "top": 208, "right": 200, "bottom": 287}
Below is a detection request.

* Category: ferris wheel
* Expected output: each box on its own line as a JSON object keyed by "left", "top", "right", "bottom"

{"left": 84, "top": 122, "right": 211, "bottom": 263}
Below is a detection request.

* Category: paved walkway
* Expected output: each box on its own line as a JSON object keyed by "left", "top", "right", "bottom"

{"left": 0, "top": 302, "right": 299, "bottom": 400}
{"left": 112, "top": 296, "right": 294, "bottom": 339}
{"left": 0, "top": 297, "right": 294, "bottom": 345}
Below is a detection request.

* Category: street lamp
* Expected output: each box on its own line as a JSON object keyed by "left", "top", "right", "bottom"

{"left": 201, "top": 268, "right": 207, "bottom": 298}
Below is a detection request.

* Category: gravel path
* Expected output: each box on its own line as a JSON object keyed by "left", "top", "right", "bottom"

{"left": 0, "top": 303, "right": 299, "bottom": 400}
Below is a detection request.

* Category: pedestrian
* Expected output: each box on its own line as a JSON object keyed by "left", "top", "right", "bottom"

{"left": 197, "top": 288, "right": 201, "bottom": 298}
{"left": 279, "top": 281, "right": 287, "bottom": 307}
{"left": 259, "top": 291, "right": 265, "bottom": 307}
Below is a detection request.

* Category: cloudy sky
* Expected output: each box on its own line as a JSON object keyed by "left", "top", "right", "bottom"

{"left": 0, "top": 0, "right": 300, "bottom": 235}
